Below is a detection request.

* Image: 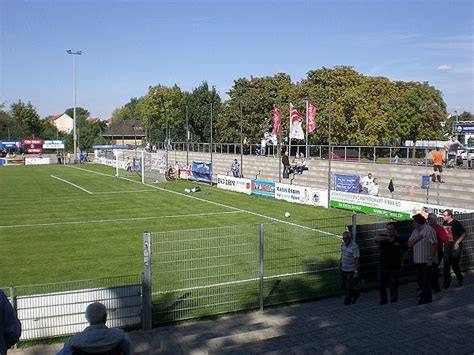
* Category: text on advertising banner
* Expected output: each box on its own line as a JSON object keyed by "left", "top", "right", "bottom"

{"left": 251, "top": 180, "right": 275, "bottom": 198}
{"left": 275, "top": 183, "right": 328, "bottom": 208}
{"left": 191, "top": 162, "right": 212, "bottom": 183}
{"left": 217, "top": 175, "right": 252, "bottom": 194}
{"left": 334, "top": 174, "right": 360, "bottom": 193}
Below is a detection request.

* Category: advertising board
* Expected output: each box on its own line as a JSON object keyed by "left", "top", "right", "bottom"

{"left": 22, "top": 139, "right": 43, "bottom": 154}
{"left": 217, "top": 175, "right": 252, "bottom": 195}
{"left": 43, "top": 140, "right": 65, "bottom": 149}
{"left": 251, "top": 180, "right": 275, "bottom": 198}
{"left": 275, "top": 183, "right": 328, "bottom": 208}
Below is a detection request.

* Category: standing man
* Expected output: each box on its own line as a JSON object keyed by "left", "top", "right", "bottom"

{"left": 375, "top": 222, "right": 408, "bottom": 305}
{"left": 260, "top": 136, "right": 267, "bottom": 157}
{"left": 282, "top": 151, "right": 290, "bottom": 178}
{"left": 427, "top": 213, "right": 449, "bottom": 292}
{"left": 340, "top": 231, "right": 360, "bottom": 305}
{"left": 444, "top": 136, "right": 465, "bottom": 168}
{"left": 408, "top": 214, "right": 438, "bottom": 305}
{"left": 431, "top": 147, "right": 445, "bottom": 183}
{"left": 231, "top": 159, "right": 240, "bottom": 178}
{"left": 442, "top": 209, "right": 467, "bottom": 288}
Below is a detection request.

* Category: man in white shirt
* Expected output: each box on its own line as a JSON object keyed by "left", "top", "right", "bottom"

{"left": 260, "top": 137, "right": 267, "bottom": 157}
{"left": 340, "top": 231, "right": 361, "bottom": 305}
{"left": 360, "top": 172, "right": 374, "bottom": 194}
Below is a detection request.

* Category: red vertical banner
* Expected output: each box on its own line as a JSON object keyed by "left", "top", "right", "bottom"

{"left": 307, "top": 101, "right": 316, "bottom": 133}
{"left": 272, "top": 105, "right": 281, "bottom": 135}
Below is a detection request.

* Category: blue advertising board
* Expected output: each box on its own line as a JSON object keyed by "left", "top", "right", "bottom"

{"left": 334, "top": 174, "right": 360, "bottom": 193}
{"left": 455, "top": 123, "right": 474, "bottom": 134}
{"left": 251, "top": 180, "right": 275, "bottom": 198}
{"left": 191, "top": 162, "right": 212, "bottom": 183}
{"left": 0, "top": 141, "right": 20, "bottom": 149}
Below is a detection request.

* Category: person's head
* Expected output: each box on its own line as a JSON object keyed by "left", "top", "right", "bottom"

{"left": 300, "top": 152, "right": 305, "bottom": 158}
{"left": 412, "top": 213, "right": 426, "bottom": 229}
{"left": 428, "top": 213, "right": 439, "bottom": 225}
{"left": 386, "top": 222, "right": 396, "bottom": 237}
{"left": 436, "top": 147, "right": 440, "bottom": 151}
{"left": 368, "top": 172, "right": 372, "bottom": 178}
{"left": 284, "top": 151, "right": 288, "bottom": 156}
{"left": 342, "top": 231, "right": 352, "bottom": 245}
{"left": 85, "top": 302, "right": 107, "bottom": 325}
{"left": 442, "top": 209, "right": 454, "bottom": 222}
{"left": 373, "top": 178, "right": 378, "bottom": 184}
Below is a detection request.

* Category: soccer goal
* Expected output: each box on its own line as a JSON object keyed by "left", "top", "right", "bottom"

{"left": 114, "top": 149, "right": 167, "bottom": 184}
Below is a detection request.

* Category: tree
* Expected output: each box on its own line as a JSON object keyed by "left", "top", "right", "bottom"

{"left": 10, "top": 100, "right": 42, "bottom": 138}
{"left": 185, "top": 82, "right": 222, "bottom": 142}
{"left": 111, "top": 97, "right": 144, "bottom": 125}
{"left": 140, "top": 84, "right": 186, "bottom": 143}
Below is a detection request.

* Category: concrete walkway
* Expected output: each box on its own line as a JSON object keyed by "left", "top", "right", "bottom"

{"left": 11, "top": 272, "right": 474, "bottom": 354}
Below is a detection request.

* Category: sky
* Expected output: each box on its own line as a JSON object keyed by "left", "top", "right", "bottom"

{"left": 1, "top": 0, "right": 473, "bottom": 120}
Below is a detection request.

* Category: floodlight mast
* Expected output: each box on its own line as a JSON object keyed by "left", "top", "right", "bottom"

{"left": 67, "top": 49, "right": 82, "bottom": 160}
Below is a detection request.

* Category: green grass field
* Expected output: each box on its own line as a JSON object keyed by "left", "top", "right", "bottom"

{"left": 0, "top": 163, "right": 353, "bottom": 290}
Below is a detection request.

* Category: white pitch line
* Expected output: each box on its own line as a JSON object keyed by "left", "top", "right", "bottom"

{"left": 0, "top": 211, "right": 244, "bottom": 229}
{"left": 50, "top": 175, "right": 93, "bottom": 195}
{"left": 94, "top": 189, "right": 155, "bottom": 195}
{"left": 66, "top": 165, "right": 339, "bottom": 238}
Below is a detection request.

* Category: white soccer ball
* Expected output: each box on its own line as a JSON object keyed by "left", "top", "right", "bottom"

{"left": 284, "top": 212, "right": 291, "bottom": 218}
{"left": 184, "top": 188, "right": 191, "bottom": 193}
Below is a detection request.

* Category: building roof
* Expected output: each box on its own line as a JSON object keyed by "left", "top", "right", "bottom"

{"left": 102, "top": 119, "right": 146, "bottom": 138}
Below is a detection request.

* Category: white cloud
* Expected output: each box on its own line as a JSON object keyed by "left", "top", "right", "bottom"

{"left": 437, "top": 64, "right": 452, "bottom": 71}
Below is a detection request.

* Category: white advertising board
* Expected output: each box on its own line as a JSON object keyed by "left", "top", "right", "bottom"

{"left": 217, "top": 175, "right": 252, "bottom": 195}
{"left": 43, "top": 140, "right": 65, "bottom": 149}
{"left": 275, "top": 183, "right": 328, "bottom": 208}
{"left": 25, "top": 157, "right": 51, "bottom": 165}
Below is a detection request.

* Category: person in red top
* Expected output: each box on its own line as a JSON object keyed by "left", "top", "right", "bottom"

{"left": 428, "top": 213, "right": 449, "bottom": 292}
{"left": 431, "top": 148, "right": 444, "bottom": 183}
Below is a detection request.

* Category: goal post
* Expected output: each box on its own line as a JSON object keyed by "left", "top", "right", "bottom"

{"left": 113, "top": 149, "right": 167, "bottom": 184}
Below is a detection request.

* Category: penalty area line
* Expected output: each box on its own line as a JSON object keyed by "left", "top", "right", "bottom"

{"left": 50, "top": 175, "right": 93, "bottom": 195}
{"left": 66, "top": 165, "right": 339, "bottom": 238}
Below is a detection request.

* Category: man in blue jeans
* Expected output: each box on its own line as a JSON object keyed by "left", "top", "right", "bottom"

{"left": 442, "top": 209, "right": 466, "bottom": 288}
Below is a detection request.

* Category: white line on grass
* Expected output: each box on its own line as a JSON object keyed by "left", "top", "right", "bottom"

{"left": 94, "top": 189, "right": 156, "bottom": 195}
{"left": 0, "top": 211, "right": 244, "bottom": 229}
{"left": 50, "top": 175, "right": 93, "bottom": 195}
{"left": 66, "top": 165, "right": 340, "bottom": 238}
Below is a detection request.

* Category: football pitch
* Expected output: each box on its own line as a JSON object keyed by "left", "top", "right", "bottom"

{"left": 0, "top": 164, "right": 352, "bottom": 288}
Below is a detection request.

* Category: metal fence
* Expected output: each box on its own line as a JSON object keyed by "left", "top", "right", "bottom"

{"left": 143, "top": 213, "right": 474, "bottom": 326}
{"left": 160, "top": 142, "right": 473, "bottom": 168}
{"left": 2, "top": 275, "right": 141, "bottom": 341}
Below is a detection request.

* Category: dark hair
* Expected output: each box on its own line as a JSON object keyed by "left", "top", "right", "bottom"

{"left": 444, "top": 209, "right": 453, "bottom": 217}
{"left": 412, "top": 214, "right": 426, "bottom": 225}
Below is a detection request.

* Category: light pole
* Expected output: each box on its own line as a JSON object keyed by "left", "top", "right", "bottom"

{"left": 67, "top": 49, "right": 82, "bottom": 160}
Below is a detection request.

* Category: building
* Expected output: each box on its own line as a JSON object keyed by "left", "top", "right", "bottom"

{"left": 49, "top": 113, "right": 73, "bottom": 133}
{"left": 101, "top": 119, "right": 146, "bottom": 145}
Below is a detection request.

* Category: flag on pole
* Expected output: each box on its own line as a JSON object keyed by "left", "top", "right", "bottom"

{"left": 290, "top": 103, "right": 304, "bottom": 139}
{"left": 307, "top": 101, "right": 316, "bottom": 133}
{"left": 388, "top": 179, "right": 395, "bottom": 193}
{"left": 272, "top": 105, "right": 281, "bottom": 135}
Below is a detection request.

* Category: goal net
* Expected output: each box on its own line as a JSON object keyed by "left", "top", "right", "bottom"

{"left": 114, "top": 149, "right": 167, "bottom": 184}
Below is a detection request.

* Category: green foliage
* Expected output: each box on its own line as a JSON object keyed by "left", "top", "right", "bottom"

{"left": 186, "top": 82, "right": 221, "bottom": 142}
{"left": 140, "top": 84, "right": 187, "bottom": 143}
{"left": 110, "top": 97, "right": 144, "bottom": 125}
{"left": 10, "top": 100, "right": 43, "bottom": 138}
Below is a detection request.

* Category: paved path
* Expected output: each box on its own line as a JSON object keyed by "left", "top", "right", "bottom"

{"left": 12, "top": 272, "right": 474, "bottom": 354}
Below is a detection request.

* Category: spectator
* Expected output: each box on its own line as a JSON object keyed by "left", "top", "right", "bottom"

{"left": 0, "top": 289, "right": 21, "bottom": 355}
{"left": 295, "top": 152, "right": 309, "bottom": 174}
{"left": 360, "top": 172, "right": 374, "bottom": 194}
{"left": 427, "top": 213, "right": 449, "bottom": 293}
{"left": 282, "top": 151, "right": 290, "bottom": 178}
{"left": 340, "top": 231, "right": 360, "bottom": 305}
{"left": 442, "top": 209, "right": 466, "bottom": 288}
{"left": 260, "top": 137, "right": 266, "bottom": 157}
{"left": 58, "top": 302, "right": 131, "bottom": 355}
{"left": 231, "top": 159, "right": 240, "bottom": 178}
{"left": 408, "top": 214, "right": 438, "bottom": 305}
{"left": 67, "top": 152, "right": 71, "bottom": 164}
{"left": 431, "top": 147, "right": 445, "bottom": 183}
{"left": 367, "top": 178, "right": 379, "bottom": 196}
{"left": 393, "top": 153, "right": 400, "bottom": 164}
{"left": 375, "top": 223, "right": 408, "bottom": 305}
{"left": 444, "top": 136, "right": 465, "bottom": 168}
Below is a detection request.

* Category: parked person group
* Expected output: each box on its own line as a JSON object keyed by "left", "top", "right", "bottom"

{"left": 360, "top": 172, "right": 376, "bottom": 194}
{"left": 350, "top": 209, "right": 467, "bottom": 307}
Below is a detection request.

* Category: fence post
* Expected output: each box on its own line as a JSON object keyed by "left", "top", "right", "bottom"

{"left": 259, "top": 223, "right": 265, "bottom": 311}
{"left": 351, "top": 213, "right": 357, "bottom": 242}
{"left": 142, "top": 232, "right": 152, "bottom": 331}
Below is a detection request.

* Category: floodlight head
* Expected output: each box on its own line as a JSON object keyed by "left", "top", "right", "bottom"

{"left": 67, "top": 50, "right": 72, "bottom": 54}
{"left": 77, "top": 51, "right": 82, "bottom": 55}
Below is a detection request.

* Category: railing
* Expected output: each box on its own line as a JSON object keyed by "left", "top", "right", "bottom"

{"left": 158, "top": 142, "right": 472, "bottom": 168}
